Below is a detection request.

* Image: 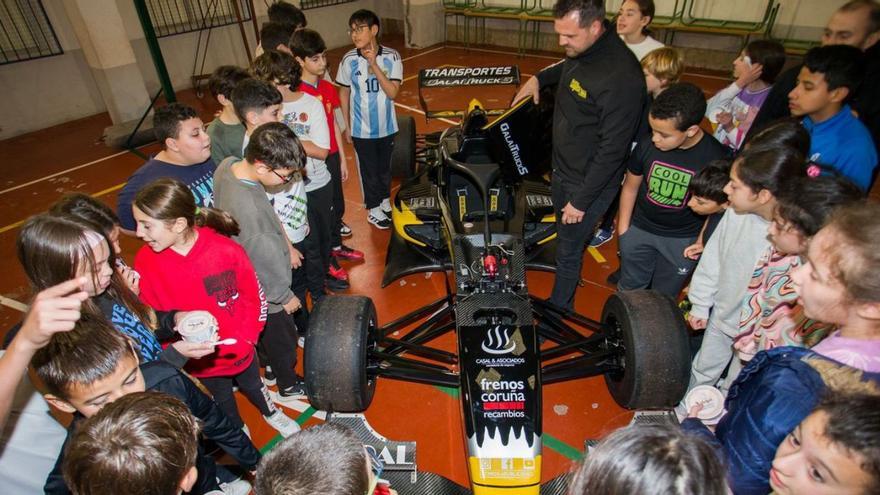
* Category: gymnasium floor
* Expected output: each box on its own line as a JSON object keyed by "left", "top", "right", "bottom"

{"left": 0, "top": 38, "right": 736, "bottom": 488}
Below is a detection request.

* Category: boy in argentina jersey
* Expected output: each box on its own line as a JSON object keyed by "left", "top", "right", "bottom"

{"left": 335, "top": 9, "right": 403, "bottom": 229}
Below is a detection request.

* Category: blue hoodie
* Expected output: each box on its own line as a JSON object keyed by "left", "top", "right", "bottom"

{"left": 803, "top": 105, "right": 878, "bottom": 191}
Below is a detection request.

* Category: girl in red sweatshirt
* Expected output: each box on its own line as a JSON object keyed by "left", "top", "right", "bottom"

{"left": 132, "top": 178, "right": 299, "bottom": 437}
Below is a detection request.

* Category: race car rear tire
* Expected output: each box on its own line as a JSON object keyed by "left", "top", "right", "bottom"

{"left": 391, "top": 115, "right": 416, "bottom": 178}
{"left": 601, "top": 290, "right": 690, "bottom": 409}
{"left": 305, "top": 295, "right": 377, "bottom": 412}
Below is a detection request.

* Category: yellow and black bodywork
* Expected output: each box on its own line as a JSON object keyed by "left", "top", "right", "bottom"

{"left": 382, "top": 96, "right": 558, "bottom": 288}
{"left": 301, "top": 69, "right": 692, "bottom": 495}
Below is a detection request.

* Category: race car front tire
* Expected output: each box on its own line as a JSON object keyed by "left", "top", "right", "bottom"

{"left": 304, "top": 295, "right": 378, "bottom": 412}
{"left": 600, "top": 290, "right": 690, "bottom": 409}
{"left": 391, "top": 114, "right": 416, "bottom": 178}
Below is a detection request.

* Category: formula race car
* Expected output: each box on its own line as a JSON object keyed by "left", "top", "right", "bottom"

{"left": 304, "top": 66, "right": 691, "bottom": 494}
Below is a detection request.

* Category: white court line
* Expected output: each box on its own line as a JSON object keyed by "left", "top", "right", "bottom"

{"left": 440, "top": 44, "right": 731, "bottom": 82}
{"left": 401, "top": 46, "right": 445, "bottom": 62}
{"left": 394, "top": 102, "right": 458, "bottom": 126}
{"left": 0, "top": 295, "right": 27, "bottom": 313}
{"left": 0, "top": 150, "right": 132, "bottom": 196}
{"left": 453, "top": 45, "right": 562, "bottom": 61}
{"left": 270, "top": 391, "right": 328, "bottom": 420}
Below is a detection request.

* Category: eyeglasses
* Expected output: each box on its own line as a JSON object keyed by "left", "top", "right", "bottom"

{"left": 271, "top": 169, "right": 293, "bottom": 184}
{"left": 348, "top": 24, "right": 370, "bottom": 35}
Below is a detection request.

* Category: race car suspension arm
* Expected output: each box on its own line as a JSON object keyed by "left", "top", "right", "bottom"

{"left": 376, "top": 336, "right": 458, "bottom": 364}
{"left": 368, "top": 351, "right": 459, "bottom": 388}
{"left": 379, "top": 295, "right": 453, "bottom": 335}
{"left": 540, "top": 351, "right": 621, "bottom": 385}
{"left": 380, "top": 302, "right": 456, "bottom": 356}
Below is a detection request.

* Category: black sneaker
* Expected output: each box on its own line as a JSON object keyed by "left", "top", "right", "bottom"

{"left": 275, "top": 380, "right": 307, "bottom": 403}
{"left": 263, "top": 367, "right": 276, "bottom": 386}
{"left": 340, "top": 222, "right": 353, "bottom": 237}
{"left": 326, "top": 277, "right": 350, "bottom": 291}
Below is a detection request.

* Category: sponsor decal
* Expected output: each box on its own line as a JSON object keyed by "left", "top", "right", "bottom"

{"left": 475, "top": 357, "right": 526, "bottom": 367}
{"left": 569, "top": 78, "right": 587, "bottom": 99}
{"left": 365, "top": 443, "right": 415, "bottom": 468}
{"left": 422, "top": 66, "right": 514, "bottom": 78}
{"left": 419, "top": 66, "right": 518, "bottom": 87}
{"left": 481, "top": 325, "right": 517, "bottom": 354}
{"left": 499, "top": 123, "right": 529, "bottom": 176}
{"left": 479, "top": 378, "right": 526, "bottom": 418}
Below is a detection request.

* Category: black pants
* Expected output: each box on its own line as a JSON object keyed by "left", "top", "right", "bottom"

{"left": 304, "top": 182, "right": 334, "bottom": 303}
{"left": 548, "top": 174, "right": 620, "bottom": 310}
{"left": 326, "top": 152, "right": 345, "bottom": 247}
{"left": 353, "top": 135, "right": 394, "bottom": 209}
{"left": 258, "top": 310, "right": 299, "bottom": 390}
{"left": 200, "top": 355, "right": 276, "bottom": 428}
{"left": 291, "top": 240, "right": 310, "bottom": 334}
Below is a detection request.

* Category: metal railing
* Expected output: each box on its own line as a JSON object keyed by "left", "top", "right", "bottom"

{"left": 146, "top": 0, "right": 252, "bottom": 38}
{"left": 0, "top": 0, "right": 62, "bottom": 65}
{"left": 301, "top": 0, "right": 357, "bottom": 10}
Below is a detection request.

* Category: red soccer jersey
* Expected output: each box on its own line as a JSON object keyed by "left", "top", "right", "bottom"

{"left": 135, "top": 227, "right": 268, "bottom": 378}
{"left": 299, "top": 78, "right": 341, "bottom": 154}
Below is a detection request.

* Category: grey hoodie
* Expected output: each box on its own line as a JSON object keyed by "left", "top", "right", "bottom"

{"left": 213, "top": 157, "right": 294, "bottom": 313}
{"left": 688, "top": 208, "right": 771, "bottom": 337}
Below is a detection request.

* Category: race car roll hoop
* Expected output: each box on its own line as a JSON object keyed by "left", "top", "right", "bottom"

{"left": 304, "top": 67, "right": 691, "bottom": 494}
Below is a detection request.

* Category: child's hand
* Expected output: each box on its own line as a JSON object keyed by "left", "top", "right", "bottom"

{"left": 687, "top": 314, "right": 708, "bottom": 330}
{"left": 716, "top": 111, "right": 734, "bottom": 130}
{"left": 290, "top": 246, "right": 304, "bottom": 269}
{"left": 683, "top": 242, "right": 704, "bottom": 260}
{"left": 340, "top": 155, "right": 350, "bottom": 182}
{"left": 117, "top": 264, "right": 141, "bottom": 295}
{"left": 735, "top": 62, "right": 763, "bottom": 89}
{"left": 687, "top": 402, "right": 705, "bottom": 419}
{"left": 362, "top": 47, "right": 377, "bottom": 67}
{"left": 17, "top": 277, "right": 89, "bottom": 351}
{"left": 170, "top": 340, "right": 216, "bottom": 359}
{"left": 283, "top": 296, "right": 302, "bottom": 314}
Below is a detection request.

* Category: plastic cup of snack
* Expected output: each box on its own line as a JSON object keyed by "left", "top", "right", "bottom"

{"left": 177, "top": 311, "right": 218, "bottom": 343}
{"left": 684, "top": 385, "right": 726, "bottom": 425}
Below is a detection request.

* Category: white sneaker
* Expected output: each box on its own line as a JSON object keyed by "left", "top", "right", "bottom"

{"left": 368, "top": 207, "right": 391, "bottom": 229}
{"left": 381, "top": 197, "right": 392, "bottom": 215}
{"left": 264, "top": 410, "right": 301, "bottom": 437}
{"left": 218, "top": 478, "right": 252, "bottom": 495}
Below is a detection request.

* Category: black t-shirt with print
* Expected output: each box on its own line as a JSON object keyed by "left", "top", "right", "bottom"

{"left": 628, "top": 132, "right": 729, "bottom": 237}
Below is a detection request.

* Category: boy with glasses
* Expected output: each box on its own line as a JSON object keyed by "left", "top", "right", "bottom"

{"left": 335, "top": 9, "right": 403, "bottom": 229}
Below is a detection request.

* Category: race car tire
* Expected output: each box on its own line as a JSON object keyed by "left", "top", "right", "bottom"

{"left": 601, "top": 290, "right": 690, "bottom": 409}
{"left": 391, "top": 115, "right": 416, "bottom": 178}
{"left": 305, "top": 295, "right": 377, "bottom": 412}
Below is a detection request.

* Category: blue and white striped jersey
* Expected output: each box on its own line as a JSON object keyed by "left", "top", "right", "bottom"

{"left": 335, "top": 46, "right": 403, "bottom": 139}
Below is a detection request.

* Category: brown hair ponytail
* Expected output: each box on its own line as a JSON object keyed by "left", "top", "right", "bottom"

{"left": 134, "top": 178, "right": 240, "bottom": 237}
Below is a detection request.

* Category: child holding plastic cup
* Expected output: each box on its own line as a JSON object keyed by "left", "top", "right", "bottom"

{"left": 16, "top": 214, "right": 214, "bottom": 368}
{"left": 133, "top": 178, "right": 300, "bottom": 437}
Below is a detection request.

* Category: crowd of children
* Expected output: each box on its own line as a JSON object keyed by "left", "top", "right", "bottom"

{"left": 2, "top": 0, "right": 880, "bottom": 494}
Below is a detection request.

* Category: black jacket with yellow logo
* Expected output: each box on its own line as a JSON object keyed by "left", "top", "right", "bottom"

{"left": 536, "top": 21, "right": 645, "bottom": 212}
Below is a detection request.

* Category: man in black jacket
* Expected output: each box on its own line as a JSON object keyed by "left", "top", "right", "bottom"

{"left": 514, "top": 0, "right": 645, "bottom": 309}
{"left": 747, "top": 0, "right": 880, "bottom": 159}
